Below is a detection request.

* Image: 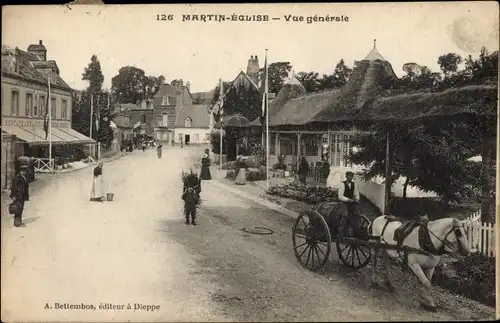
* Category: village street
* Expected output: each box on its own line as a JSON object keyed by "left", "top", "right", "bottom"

{"left": 1, "top": 147, "right": 495, "bottom": 322}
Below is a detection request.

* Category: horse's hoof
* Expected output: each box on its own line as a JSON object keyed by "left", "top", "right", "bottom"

{"left": 192, "top": 222, "right": 196, "bottom": 226}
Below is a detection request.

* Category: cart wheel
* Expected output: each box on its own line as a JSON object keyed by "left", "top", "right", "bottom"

{"left": 336, "top": 215, "right": 372, "bottom": 269}
{"left": 292, "top": 210, "right": 332, "bottom": 271}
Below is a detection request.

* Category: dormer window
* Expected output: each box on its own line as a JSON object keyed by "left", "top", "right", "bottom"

{"left": 162, "top": 95, "right": 170, "bottom": 105}
{"left": 184, "top": 117, "right": 192, "bottom": 128}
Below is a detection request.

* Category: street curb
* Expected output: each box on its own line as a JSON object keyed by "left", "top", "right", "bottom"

{"left": 208, "top": 180, "right": 301, "bottom": 220}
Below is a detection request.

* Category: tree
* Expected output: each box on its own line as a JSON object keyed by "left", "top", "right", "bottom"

{"left": 437, "top": 53, "right": 463, "bottom": 77}
{"left": 94, "top": 91, "right": 114, "bottom": 148}
{"left": 398, "top": 63, "right": 441, "bottom": 91}
{"left": 76, "top": 55, "right": 114, "bottom": 149}
{"left": 144, "top": 75, "right": 165, "bottom": 99}
{"left": 349, "top": 122, "right": 478, "bottom": 203}
{"left": 211, "top": 80, "right": 233, "bottom": 122}
{"left": 71, "top": 91, "right": 91, "bottom": 137}
{"left": 111, "top": 66, "right": 148, "bottom": 104}
{"left": 317, "top": 59, "right": 352, "bottom": 91}
{"left": 171, "top": 79, "right": 184, "bottom": 87}
{"left": 219, "top": 82, "right": 262, "bottom": 123}
{"left": 82, "top": 55, "right": 104, "bottom": 95}
{"left": 296, "top": 71, "right": 320, "bottom": 92}
{"left": 259, "top": 62, "right": 292, "bottom": 94}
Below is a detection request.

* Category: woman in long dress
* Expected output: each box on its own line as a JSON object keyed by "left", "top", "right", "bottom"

{"left": 200, "top": 149, "right": 212, "bottom": 180}
{"left": 234, "top": 155, "right": 247, "bottom": 185}
{"left": 90, "top": 162, "right": 105, "bottom": 202}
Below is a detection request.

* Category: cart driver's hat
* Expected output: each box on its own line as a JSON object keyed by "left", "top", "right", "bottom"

{"left": 345, "top": 171, "right": 354, "bottom": 176}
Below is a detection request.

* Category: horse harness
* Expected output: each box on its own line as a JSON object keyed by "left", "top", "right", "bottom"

{"left": 378, "top": 216, "right": 465, "bottom": 267}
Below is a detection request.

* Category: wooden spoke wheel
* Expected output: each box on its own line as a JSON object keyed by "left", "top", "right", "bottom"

{"left": 292, "top": 210, "right": 332, "bottom": 271}
{"left": 336, "top": 215, "right": 372, "bottom": 269}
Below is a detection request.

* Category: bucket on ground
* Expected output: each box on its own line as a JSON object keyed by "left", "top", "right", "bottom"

{"left": 106, "top": 193, "right": 114, "bottom": 201}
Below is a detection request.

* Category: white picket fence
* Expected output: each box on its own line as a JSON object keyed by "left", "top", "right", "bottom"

{"left": 463, "top": 212, "right": 496, "bottom": 258}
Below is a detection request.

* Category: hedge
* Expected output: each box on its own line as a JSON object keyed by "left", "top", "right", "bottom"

{"left": 434, "top": 253, "right": 495, "bottom": 307}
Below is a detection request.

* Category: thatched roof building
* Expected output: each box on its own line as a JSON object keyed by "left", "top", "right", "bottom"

{"left": 312, "top": 42, "right": 398, "bottom": 123}
{"left": 251, "top": 40, "right": 398, "bottom": 128}
{"left": 358, "top": 84, "right": 497, "bottom": 123}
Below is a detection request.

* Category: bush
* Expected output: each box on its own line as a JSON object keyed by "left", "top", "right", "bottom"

{"left": 434, "top": 253, "right": 495, "bottom": 307}
{"left": 246, "top": 168, "right": 267, "bottom": 181}
{"left": 267, "top": 182, "right": 338, "bottom": 204}
{"left": 210, "top": 132, "right": 227, "bottom": 154}
{"left": 226, "top": 169, "right": 236, "bottom": 180}
{"left": 221, "top": 161, "right": 236, "bottom": 170}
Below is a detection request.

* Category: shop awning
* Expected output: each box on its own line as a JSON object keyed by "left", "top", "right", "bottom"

{"left": 57, "top": 127, "right": 95, "bottom": 144}
{"left": 1, "top": 126, "right": 95, "bottom": 146}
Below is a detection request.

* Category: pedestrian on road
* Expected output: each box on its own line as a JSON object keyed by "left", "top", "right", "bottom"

{"left": 90, "top": 162, "right": 105, "bottom": 202}
{"left": 199, "top": 149, "right": 212, "bottom": 180}
{"left": 157, "top": 144, "right": 163, "bottom": 159}
{"left": 9, "top": 165, "right": 30, "bottom": 227}
{"left": 234, "top": 155, "right": 247, "bottom": 185}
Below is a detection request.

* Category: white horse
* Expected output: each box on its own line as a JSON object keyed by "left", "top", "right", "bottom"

{"left": 368, "top": 215, "right": 473, "bottom": 311}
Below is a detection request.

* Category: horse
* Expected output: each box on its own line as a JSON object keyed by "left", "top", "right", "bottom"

{"left": 183, "top": 186, "right": 199, "bottom": 225}
{"left": 368, "top": 215, "right": 472, "bottom": 311}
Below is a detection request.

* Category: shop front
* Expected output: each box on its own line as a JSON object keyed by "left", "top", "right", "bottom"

{"left": 1, "top": 116, "right": 95, "bottom": 171}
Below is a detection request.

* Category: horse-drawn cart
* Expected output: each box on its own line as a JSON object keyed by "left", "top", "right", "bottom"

{"left": 291, "top": 200, "right": 473, "bottom": 311}
{"left": 292, "top": 201, "right": 373, "bottom": 271}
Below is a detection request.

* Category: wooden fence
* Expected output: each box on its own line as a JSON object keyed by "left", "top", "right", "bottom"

{"left": 464, "top": 211, "right": 496, "bottom": 258}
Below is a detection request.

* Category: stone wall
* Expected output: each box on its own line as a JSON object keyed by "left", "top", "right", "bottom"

{"left": 1, "top": 132, "right": 16, "bottom": 190}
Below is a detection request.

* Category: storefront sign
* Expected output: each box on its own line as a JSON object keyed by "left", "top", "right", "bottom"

{"left": 2, "top": 117, "right": 70, "bottom": 128}
{"left": 3, "top": 76, "right": 71, "bottom": 95}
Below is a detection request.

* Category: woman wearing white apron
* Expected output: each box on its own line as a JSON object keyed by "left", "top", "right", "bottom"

{"left": 90, "top": 162, "right": 105, "bottom": 202}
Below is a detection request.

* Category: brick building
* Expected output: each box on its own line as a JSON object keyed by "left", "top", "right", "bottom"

{"left": 112, "top": 100, "right": 154, "bottom": 144}
{"left": 152, "top": 83, "right": 192, "bottom": 144}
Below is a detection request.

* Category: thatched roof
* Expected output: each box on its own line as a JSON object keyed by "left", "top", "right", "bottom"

{"left": 272, "top": 90, "right": 341, "bottom": 126}
{"left": 213, "top": 113, "right": 251, "bottom": 128}
{"left": 358, "top": 84, "right": 498, "bottom": 122}
{"left": 312, "top": 47, "right": 397, "bottom": 122}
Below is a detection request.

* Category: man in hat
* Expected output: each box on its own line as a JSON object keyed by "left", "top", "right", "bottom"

{"left": 338, "top": 171, "right": 360, "bottom": 236}
{"left": 10, "top": 165, "right": 30, "bottom": 227}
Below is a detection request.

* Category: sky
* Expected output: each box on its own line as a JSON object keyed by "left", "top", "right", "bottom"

{"left": 3, "top": 2, "right": 498, "bottom": 93}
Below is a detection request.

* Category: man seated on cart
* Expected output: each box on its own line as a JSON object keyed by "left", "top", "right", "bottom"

{"left": 338, "top": 171, "right": 361, "bottom": 237}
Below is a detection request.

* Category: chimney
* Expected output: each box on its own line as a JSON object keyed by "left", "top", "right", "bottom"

{"left": 27, "top": 40, "right": 47, "bottom": 61}
{"left": 186, "top": 81, "right": 191, "bottom": 92}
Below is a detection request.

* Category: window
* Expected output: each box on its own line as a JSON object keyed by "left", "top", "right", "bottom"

{"left": 162, "top": 95, "right": 169, "bottom": 105}
{"left": 280, "top": 137, "right": 296, "bottom": 156}
{"left": 184, "top": 117, "right": 192, "bottom": 128}
{"left": 11, "top": 90, "right": 19, "bottom": 115}
{"left": 25, "top": 93, "right": 33, "bottom": 116}
{"left": 330, "top": 132, "right": 353, "bottom": 167}
{"left": 205, "top": 133, "right": 210, "bottom": 141}
{"left": 162, "top": 114, "right": 168, "bottom": 126}
{"left": 194, "top": 134, "right": 199, "bottom": 142}
{"left": 61, "top": 100, "right": 68, "bottom": 119}
{"left": 39, "top": 95, "right": 45, "bottom": 116}
{"left": 305, "top": 137, "right": 319, "bottom": 157}
{"left": 51, "top": 97, "right": 56, "bottom": 119}
{"left": 142, "top": 114, "right": 146, "bottom": 123}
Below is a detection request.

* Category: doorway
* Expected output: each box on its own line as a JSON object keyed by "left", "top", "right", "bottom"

{"left": 184, "top": 134, "right": 190, "bottom": 145}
